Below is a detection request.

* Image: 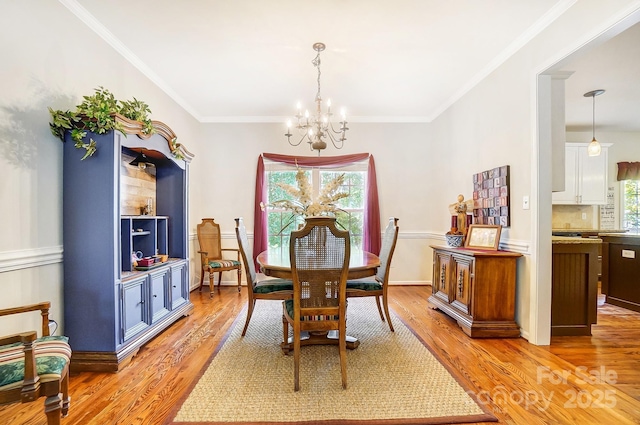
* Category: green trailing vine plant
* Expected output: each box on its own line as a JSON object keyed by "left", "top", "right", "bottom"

{"left": 169, "top": 137, "right": 185, "bottom": 160}
{"left": 49, "top": 86, "right": 156, "bottom": 160}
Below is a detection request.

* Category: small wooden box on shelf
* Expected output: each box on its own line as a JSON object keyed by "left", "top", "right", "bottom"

{"left": 428, "top": 245, "right": 522, "bottom": 338}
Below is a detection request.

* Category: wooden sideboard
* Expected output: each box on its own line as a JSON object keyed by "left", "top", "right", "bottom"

{"left": 428, "top": 245, "right": 522, "bottom": 338}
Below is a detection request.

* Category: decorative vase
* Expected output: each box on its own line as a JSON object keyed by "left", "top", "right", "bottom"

{"left": 445, "top": 234, "right": 464, "bottom": 247}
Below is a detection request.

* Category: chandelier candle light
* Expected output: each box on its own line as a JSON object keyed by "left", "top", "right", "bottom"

{"left": 286, "top": 42, "right": 349, "bottom": 155}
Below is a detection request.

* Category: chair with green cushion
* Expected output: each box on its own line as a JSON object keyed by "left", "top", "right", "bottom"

{"left": 235, "top": 217, "right": 293, "bottom": 336}
{"left": 197, "top": 218, "right": 242, "bottom": 296}
{"left": 347, "top": 217, "right": 399, "bottom": 331}
{"left": 0, "top": 302, "right": 71, "bottom": 425}
{"left": 283, "top": 216, "right": 351, "bottom": 391}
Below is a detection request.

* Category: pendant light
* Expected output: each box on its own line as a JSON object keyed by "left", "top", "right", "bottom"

{"left": 583, "top": 89, "right": 605, "bottom": 157}
{"left": 129, "top": 149, "right": 153, "bottom": 170}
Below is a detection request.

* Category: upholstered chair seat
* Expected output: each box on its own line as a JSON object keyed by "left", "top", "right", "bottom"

{"left": 0, "top": 336, "right": 71, "bottom": 390}
{"left": 346, "top": 279, "right": 382, "bottom": 292}
{"left": 254, "top": 279, "right": 294, "bottom": 294}
{"left": 346, "top": 217, "right": 399, "bottom": 332}
{"left": 0, "top": 302, "right": 71, "bottom": 425}
{"left": 206, "top": 259, "right": 242, "bottom": 269}
{"left": 235, "top": 218, "right": 293, "bottom": 336}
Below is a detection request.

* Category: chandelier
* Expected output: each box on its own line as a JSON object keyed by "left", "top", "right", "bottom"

{"left": 285, "top": 42, "right": 348, "bottom": 155}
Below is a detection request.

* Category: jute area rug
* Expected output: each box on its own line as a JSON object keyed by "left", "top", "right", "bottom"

{"left": 169, "top": 298, "right": 496, "bottom": 425}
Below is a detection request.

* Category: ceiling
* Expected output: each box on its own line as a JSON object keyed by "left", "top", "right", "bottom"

{"left": 561, "top": 20, "right": 640, "bottom": 133}
{"left": 65, "top": 0, "right": 639, "bottom": 131}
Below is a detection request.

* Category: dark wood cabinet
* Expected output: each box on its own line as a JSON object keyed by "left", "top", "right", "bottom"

{"left": 551, "top": 239, "right": 600, "bottom": 336}
{"left": 428, "top": 245, "right": 522, "bottom": 338}
{"left": 601, "top": 235, "right": 640, "bottom": 313}
{"left": 63, "top": 116, "right": 194, "bottom": 372}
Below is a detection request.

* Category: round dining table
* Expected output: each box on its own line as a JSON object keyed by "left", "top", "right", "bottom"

{"left": 257, "top": 248, "right": 380, "bottom": 280}
{"left": 257, "top": 247, "right": 380, "bottom": 352}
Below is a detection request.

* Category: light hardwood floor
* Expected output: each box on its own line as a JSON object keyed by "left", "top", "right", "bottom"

{"left": 2, "top": 285, "right": 639, "bottom": 424}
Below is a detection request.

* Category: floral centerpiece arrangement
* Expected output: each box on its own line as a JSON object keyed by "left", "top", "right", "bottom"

{"left": 261, "top": 165, "right": 349, "bottom": 232}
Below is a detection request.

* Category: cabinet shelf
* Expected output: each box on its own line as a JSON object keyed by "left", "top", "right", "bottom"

{"left": 121, "top": 216, "right": 168, "bottom": 272}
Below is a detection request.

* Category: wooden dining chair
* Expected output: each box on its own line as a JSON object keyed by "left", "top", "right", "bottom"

{"left": 197, "top": 218, "right": 242, "bottom": 295}
{"left": 282, "top": 216, "right": 351, "bottom": 391}
{"left": 347, "top": 217, "right": 399, "bottom": 331}
{"left": 235, "top": 218, "right": 293, "bottom": 336}
{"left": 0, "top": 302, "right": 71, "bottom": 425}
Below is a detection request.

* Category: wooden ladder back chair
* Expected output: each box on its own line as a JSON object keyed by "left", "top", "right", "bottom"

{"left": 235, "top": 218, "right": 293, "bottom": 336}
{"left": 347, "top": 217, "right": 399, "bottom": 331}
{"left": 282, "top": 216, "right": 351, "bottom": 391}
{"left": 0, "top": 302, "right": 71, "bottom": 425}
{"left": 197, "top": 218, "right": 242, "bottom": 295}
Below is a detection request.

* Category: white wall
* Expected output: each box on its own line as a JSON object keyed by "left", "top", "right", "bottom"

{"left": 191, "top": 122, "right": 435, "bottom": 286}
{"left": 0, "top": 1, "right": 200, "bottom": 335}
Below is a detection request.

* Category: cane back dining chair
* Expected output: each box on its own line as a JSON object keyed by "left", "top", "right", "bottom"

{"left": 197, "top": 218, "right": 242, "bottom": 295}
{"left": 282, "top": 216, "right": 351, "bottom": 391}
{"left": 347, "top": 217, "right": 399, "bottom": 331}
{"left": 235, "top": 218, "right": 293, "bottom": 336}
{"left": 0, "top": 302, "right": 71, "bottom": 425}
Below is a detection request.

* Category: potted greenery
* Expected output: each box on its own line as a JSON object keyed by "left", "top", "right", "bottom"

{"left": 49, "top": 86, "right": 182, "bottom": 160}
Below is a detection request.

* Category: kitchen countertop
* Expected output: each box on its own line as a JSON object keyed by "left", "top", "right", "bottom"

{"left": 598, "top": 233, "right": 640, "bottom": 238}
{"left": 552, "top": 229, "right": 628, "bottom": 236}
{"left": 552, "top": 236, "right": 603, "bottom": 244}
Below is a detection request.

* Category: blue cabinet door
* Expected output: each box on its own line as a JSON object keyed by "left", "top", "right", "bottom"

{"left": 170, "top": 261, "right": 188, "bottom": 310}
{"left": 149, "top": 268, "right": 170, "bottom": 323}
{"left": 122, "top": 276, "right": 149, "bottom": 341}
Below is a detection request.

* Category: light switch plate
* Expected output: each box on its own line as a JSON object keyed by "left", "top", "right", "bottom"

{"left": 522, "top": 196, "right": 530, "bottom": 210}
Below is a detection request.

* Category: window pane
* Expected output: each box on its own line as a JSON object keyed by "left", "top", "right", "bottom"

{"left": 265, "top": 166, "right": 366, "bottom": 251}
{"left": 267, "top": 171, "right": 299, "bottom": 203}
{"left": 623, "top": 180, "right": 640, "bottom": 234}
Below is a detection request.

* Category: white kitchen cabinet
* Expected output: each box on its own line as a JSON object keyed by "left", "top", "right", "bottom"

{"left": 552, "top": 143, "right": 609, "bottom": 205}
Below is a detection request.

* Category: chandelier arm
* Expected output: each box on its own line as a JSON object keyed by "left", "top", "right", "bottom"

{"left": 328, "top": 121, "right": 348, "bottom": 135}
{"left": 287, "top": 132, "right": 307, "bottom": 147}
{"left": 325, "top": 131, "right": 345, "bottom": 149}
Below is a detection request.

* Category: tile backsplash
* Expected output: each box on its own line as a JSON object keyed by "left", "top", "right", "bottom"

{"left": 552, "top": 205, "right": 598, "bottom": 229}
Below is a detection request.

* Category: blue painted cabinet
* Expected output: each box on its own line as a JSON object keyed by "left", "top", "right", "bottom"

{"left": 63, "top": 116, "right": 194, "bottom": 372}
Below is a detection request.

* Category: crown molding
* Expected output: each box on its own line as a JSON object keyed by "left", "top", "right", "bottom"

{"left": 59, "top": 0, "right": 204, "bottom": 121}
{"left": 199, "top": 115, "right": 431, "bottom": 124}
{"left": 427, "top": 0, "right": 577, "bottom": 121}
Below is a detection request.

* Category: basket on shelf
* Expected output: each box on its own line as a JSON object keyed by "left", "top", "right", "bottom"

{"left": 445, "top": 233, "right": 464, "bottom": 247}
